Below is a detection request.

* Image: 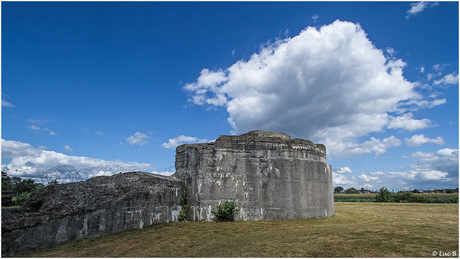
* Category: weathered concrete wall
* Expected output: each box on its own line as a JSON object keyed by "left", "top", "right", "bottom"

{"left": 174, "top": 130, "right": 334, "bottom": 222}
{"left": 2, "top": 131, "right": 335, "bottom": 256}
{"left": 2, "top": 172, "right": 183, "bottom": 256}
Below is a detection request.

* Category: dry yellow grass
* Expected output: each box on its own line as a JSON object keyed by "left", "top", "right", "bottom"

{"left": 20, "top": 203, "right": 458, "bottom": 257}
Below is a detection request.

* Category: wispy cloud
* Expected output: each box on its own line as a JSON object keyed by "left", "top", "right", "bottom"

{"left": 333, "top": 167, "right": 353, "bottom": 174}
{"left": 46, "top": 129, "right": 58, "bottom": 136}
{"left": 26, "top": 119, "right": 57, "bottom": 136}
{"left": 27, "top": 118, "right": 49, "bottom": 124}
{"left": 29, "top": 125, "right": 41, "bottom": 130}
{"left": 311, "top": 14, "right": 319, "bottom": 23}
{"left": 126, "top": 132, "right": 150, "bottom": 146}
{"left": 2, "top": 99, "right": 14, "bottom": 107}
{"left": 434, "top": 72, "right": 458, "bottom": 85}
{"left": 162, "top": 135, "right": 208, "bottom": 149}
{"left": 95, "top": 131, "right": 105, "bottom": 136}
{"left": 406, "top": 2, "right": 438, "bottom": 19}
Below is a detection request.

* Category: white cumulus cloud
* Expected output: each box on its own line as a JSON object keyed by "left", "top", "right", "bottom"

{"left": 411, "top": 148, "right": 458, "bottom": 175}
{"left": 184, "top": 20, "right": 429, "bottom": 158}
{"left": 162, "top": 135, "right": 208, "bottom": 149}
{"left": 126, "top": 132, "right": 150, "bottom": 146}
{"left": 387, "top": 112, "right": 431, "bottom": 131}
{"left": 387, "top": 148, "right": 458, "bottom": 186}
{"left": 405, "top": 134, "right": 445, "bottom": 146}
{"left": 325, "top": 136, "right": 402, "bottom": 158}
{"left": 1, "top": 139, "right": 153, "bottom": 181}
{"left": 359, "top": 173, "right": 380, "bottom": 182}
{"left": 333, "top": 172, "right": 355, "bottom": 186}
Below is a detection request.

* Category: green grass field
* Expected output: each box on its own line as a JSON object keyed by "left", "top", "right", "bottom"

{"left": 21, "top": 203, "right": 458, "bottom": 257}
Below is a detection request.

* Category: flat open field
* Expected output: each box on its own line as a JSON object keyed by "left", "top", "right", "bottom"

{"left": 21, "top": 203, "right": 458, "bottom": 257}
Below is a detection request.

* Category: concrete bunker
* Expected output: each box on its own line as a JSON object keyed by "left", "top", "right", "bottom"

{"left": 2, "top": 131, "right": 334, "bottom": 256}
{"left": 174, "top": 130, "right": 335, "bottom": 221}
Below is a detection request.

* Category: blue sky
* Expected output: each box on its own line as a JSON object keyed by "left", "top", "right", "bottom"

{"left": 2, "top": 1, "right": 458, "bottom": 191}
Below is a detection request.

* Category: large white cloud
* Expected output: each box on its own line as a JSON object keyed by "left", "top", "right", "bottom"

{"left": 1, "top": 139, "right": 153, "bottom": 181}
{"left": 185, "top": 20, "right": 429, "bottom": 158}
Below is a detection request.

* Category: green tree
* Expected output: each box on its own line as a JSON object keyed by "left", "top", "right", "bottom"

{"left": 14, "top": 192, "right": 31, "bottom": 206}
{"left": 15, "top": 178, "right": 38, "bottom": 194}
{"left": 376, "top": 187, "right": 393, "bottom": 202}
{"left": 2, "top": 172, "right": 44, "bottom": 207}
{"left": 2, "top": 171, "right": 14, "bottom": 192}
{"left": 345, "top": 187, "right": 360, "bottom": 194}
{"left": 334, "top": 186, "right": 344, "bottom": 193}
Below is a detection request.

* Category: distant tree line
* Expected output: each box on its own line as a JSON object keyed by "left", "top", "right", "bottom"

{"left": 334, "top": 186, "right": 458, "bottom": 204}
{"left": 2, "top": 171, "right": 45, "bottom": 207}
{"left": 334, "top": 186, "right": 371, "bottom": 194}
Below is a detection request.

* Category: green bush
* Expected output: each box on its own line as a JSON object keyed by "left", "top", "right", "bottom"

{"left": 14, "top": 192, "right": 31, "bottom": 206}
{"left": 334, "top": 195, "right": 376, "bottom": 202}
{"left": 375, "top": 187, "right": 393, "bottom": 202}
{"left": 393, "top": 191, "right": 416, "bottom": 203}
{"left": 211, "top": 201, "right": 237, "bottom": 222}
{"left": 423, "top": 196, "right": 458, "bottom": 203}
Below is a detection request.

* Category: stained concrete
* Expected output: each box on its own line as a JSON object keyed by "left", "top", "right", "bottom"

{"left": 2, "top": 172, "right": 183, "bottom": 256}
{"left": 2, "top": 131, "right": 334, "bottom": 256}
{"left": 174, "top": 130, "right": 334, "bottom": 222}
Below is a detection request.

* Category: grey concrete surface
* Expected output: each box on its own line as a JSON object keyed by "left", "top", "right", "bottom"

{"left": 174, "top": 130, "right": 334, "bottom": 222}
{"left": 2, "top": 172, "right": 183, "bottom": 256}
